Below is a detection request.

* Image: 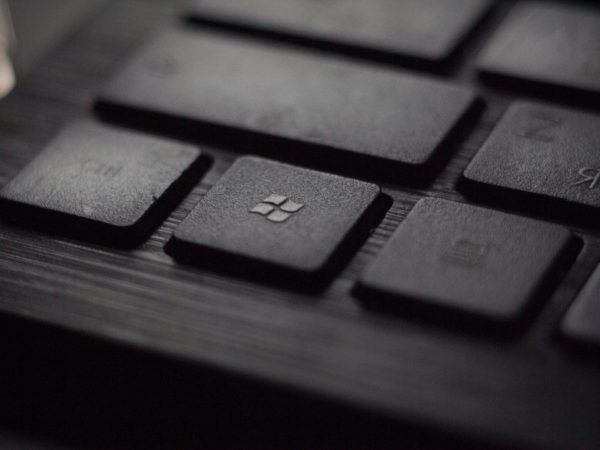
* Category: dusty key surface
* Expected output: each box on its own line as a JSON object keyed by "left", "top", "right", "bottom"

{"left": 463, "top": 101, "right": 600, "bottom": 215}
{"left": 357, "top": 198, "right": 575, "bottom": 327}
{"left": 98, "top": 28, "right": 478, "bottom": 169}
{"left": 478, "top": 2, "right": 600, "bottom": 100}
{"left": 188, "top": 0, "right": 492, "bottom": 66}
{"left": 169, "top": 156, "right": 383, "bottom": 285}
{"left": 562, "top": 264, "right": 600, "bottom": 349}
{"left": 0, "top": 121, "right": 204, "bottom": 245}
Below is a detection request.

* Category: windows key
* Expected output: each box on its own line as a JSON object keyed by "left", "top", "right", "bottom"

{"left": 168, "top": 156, "right": 386, "bottom": 286}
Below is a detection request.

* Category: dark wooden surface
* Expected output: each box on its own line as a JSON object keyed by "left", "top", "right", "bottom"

{"left": 1, "top": 1, "right": 600, "bottom": 448}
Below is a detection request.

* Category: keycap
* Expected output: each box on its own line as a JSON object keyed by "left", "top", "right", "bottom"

{"left": 463, "top": 101, "right": 600, "bottom": 214}
{"left": 356, "top": 198, "right": 575, "bottom": 326}
{"left": 562, "top": 264, "right": 600, "bottom": 349}
{"left": 98, "top": 29, "right": 478, "bottom": 169}
{"left": 187, "top": 0, "right": 492, "bottom": 67}
{"left": 0, "top": 121, "right": 205, "bottom": 245}
{"left": 168, "top": 156, "right": 383, "bottom": 283}
{"left": 478, "top": 2, "right": 600, "bottom": 100}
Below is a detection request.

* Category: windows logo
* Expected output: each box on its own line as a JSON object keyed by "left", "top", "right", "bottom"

{"left": 250, "top": 193, "right": 305, "bottom": 223}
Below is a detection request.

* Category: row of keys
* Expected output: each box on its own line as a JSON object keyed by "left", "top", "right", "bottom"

{"left": 0, "top": 121, "right": 596, "bottom": 344}
{"left": 188, "top": 0, "right": 600, "bottom": 100}
{"left": 96, "top": 12, "right": 600, "bottom": 183}
{"left": 2, "top": 1, "right": 599, "bottom": 345}
{"left": 97, "top": 18, "right": 600, "bottom": 223}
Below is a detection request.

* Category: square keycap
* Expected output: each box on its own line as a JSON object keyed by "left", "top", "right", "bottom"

{"left": 0, "top": 121, "right": 203, "bottom": 242}
{"left": 357, "top": 198, "right": 574, "bottom": 325}
{"left": 169, "top": 157, "right": 382, "bottom": 278}
{"left": 464, "top": 101, "right": 600, "bottom": 210}
{"left": 478, "top": 2, "right": 600, "bottom": 99}
{"left": 188, "top": 0, "right": 492, "bottom": 66}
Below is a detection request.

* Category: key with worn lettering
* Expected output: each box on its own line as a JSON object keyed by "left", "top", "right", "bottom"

{"left": 463, "top": 101, "right": 600, "bottom": 215}
{"left": 188, "top": 0, "right": 492, "bottom": 67}
{"left": 98, "top": 28, "right": 478, "bottom": 170}
{"left": 478, "top": 2, "right": 600, "bottom": 101}
{"left": 356, "top": 198, "right": 576, "bottom": 328}
{"left": 168, "top": 156, "right": 385, "bottom": 286}
{"left": 0, "top": 121, "right": 206, "bottom": 246}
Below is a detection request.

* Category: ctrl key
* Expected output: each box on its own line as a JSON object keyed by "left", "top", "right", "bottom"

{"left": 356, "top": 198, "right": 578, "bottom": 329}
{"left": 0, "top": 121, "right": 207, "bottom": 246}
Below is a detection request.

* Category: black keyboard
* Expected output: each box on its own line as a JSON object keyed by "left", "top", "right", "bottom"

{"left": 1, "top": 0, "right": 600, "bottom": 448}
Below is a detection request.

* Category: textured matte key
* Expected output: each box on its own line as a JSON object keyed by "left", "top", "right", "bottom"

{"left": 99, "top": 29, "right": 478, "bottom": 167}
{"left": 562, "top": 264, "right": 600, "bottom": 348}
{"left": 169, "top": 156, "right": 382, "bottom": 282}
{"left": 0, "top": 121, "right": 204, "bottom": 244}
{"left": 188, "top": 0, "right": 492, "bottom": 66}
{"left": 464, "top": 101, "right": 600, "bottom": 212}
{"left": 478, "top": 2, "right": 600, "bottom": 99}
{"left": 357, "top": 198, "right": 574, "bottom": 325}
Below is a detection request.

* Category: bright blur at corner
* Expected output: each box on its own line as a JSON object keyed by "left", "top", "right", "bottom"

{"left": 0, "top": 0, "right": 15, "bottom": 99}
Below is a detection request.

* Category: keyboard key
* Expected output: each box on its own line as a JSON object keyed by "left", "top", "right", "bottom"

{"left": 0, "top": 121, "right": 204, "bottom": 245}
{"left": 98, "top": 29, "right": 478, "bottom": 168}
{"left": 188, "top": 0, "right": 492, "bottom": 66}
{"left": 357, "top": 198, "right": 574, "bottom": 326}
{"left": 168, "top": 156, "right": 383, "bottom": 283}
{"left": 562, "top": 264, "right": 600, "bottom": 348}
{"left": 463, "top": 101, "right": 600, "bottom": 212}
{"left": 478, "top": 2, "right": 600, "bottom": 100}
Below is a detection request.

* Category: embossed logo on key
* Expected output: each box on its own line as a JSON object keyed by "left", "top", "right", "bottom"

{"left": 250, "top": 194, "right": 304, "bottom": 223}
{"left": 443, "top": 239, "right": 488, "bottom": 267}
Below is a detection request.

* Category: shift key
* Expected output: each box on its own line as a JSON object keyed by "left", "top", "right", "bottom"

{"left": 98, "top": 28, "right": 478, "bottom": 169}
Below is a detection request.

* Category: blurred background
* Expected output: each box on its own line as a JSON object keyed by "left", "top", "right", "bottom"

{"left": 2, "top": 0, "right": 103, "bottom": 94}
